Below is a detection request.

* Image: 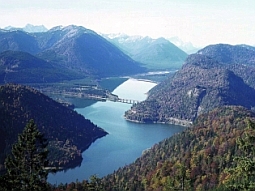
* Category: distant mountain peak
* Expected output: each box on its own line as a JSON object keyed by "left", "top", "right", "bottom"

{"left": 23, "top": 24, "right": 48, "bottom": 33}
{"left": 168, "top": 36, "right": 200, "bottom": 54}
{"left": 4, "top": 24, "right": 48, "bottom": 33}
{"left": 102, "top": 33, "right": 188, "bottom": 70}
{"left": 102, "top": 33, "right": 128, "bottom": 39}
{"left": 48, "top": 25, "right": 64, "bottom": 31}
{"left": 48, "top": 25, "right": 97, "bottom": 38}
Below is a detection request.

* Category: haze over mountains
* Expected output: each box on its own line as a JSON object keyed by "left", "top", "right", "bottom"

{"left": 0, "top": 24, "right": 195, "bottom": 77}
{"left": 102, "top": 33, "right": 188, "bottom": 70}
{"left": 0, "top": 25, "right": 146, "bottom": 81}
{"left": 4, "top": 24, "right": 48, "bottom": 33}
{"left": 1, "top": 24, "right": 255, "bottom": 190}
{"left": 168, "top": 36, "right": 200, "bottom": 54}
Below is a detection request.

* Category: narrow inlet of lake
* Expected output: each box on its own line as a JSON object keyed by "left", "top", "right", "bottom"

{"left": 48, "top": 78, "right": 186, "bottom": 184}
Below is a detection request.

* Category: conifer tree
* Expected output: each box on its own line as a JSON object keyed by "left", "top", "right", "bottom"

{"left": 4, "top": 119, "right": 49, "bottom": 191}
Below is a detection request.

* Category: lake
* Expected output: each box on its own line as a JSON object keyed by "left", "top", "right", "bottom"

{"left": 48, "top": 78, "right": 186, "bottom": 184}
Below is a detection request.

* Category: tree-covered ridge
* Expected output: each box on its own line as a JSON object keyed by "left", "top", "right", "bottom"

{"left": 197, "top": 44, "right": 255, "bottom": 66}
{"left": 0, "top": 84, "right": 107, "bottom": 171}
{"left": 99, "top": 106, "right": 255, "bottom": 191}
{"left": 0, "top": 50, "right": 83, "bottom": 83}
{"left": 124, "top": 44, "right": 255, "bottom": 125}
{"left": 198, "top": 44, "right": 255, "bottom": 89}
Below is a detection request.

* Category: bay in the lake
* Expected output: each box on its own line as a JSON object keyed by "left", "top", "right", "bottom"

{"left": 48, "top": 78, "right": 186, "bottom": 184}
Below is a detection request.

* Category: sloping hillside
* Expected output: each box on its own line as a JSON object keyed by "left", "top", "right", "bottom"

{"left": 101, "top": 106, "right": 255, "bottom": 190}
{"left": 125, "top": 53, "right": 255, "bottom": 125}
{"left": 0, "top": 26, "right": 145, "bottom": 79}
{"left": 124, "top": 44, "right": 255, "bottom": 125}
{"left": 197, "top": 44, "right": 255, "bottom": 66}
{"left": 0, "top": 84, "right": 107, "bottom": 171}
{"left": 0, "top": 50, "right": 83, "bottom": 83}
{"left": 0, "top": 30, "right": 40, "bottom": 54}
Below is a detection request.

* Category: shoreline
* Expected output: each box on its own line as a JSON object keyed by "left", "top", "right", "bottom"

{"left": 51, "top": 132, "right": 108, "bottom": 173}
{"left": 124, "top": 116, "right": 192, "bottom": 127}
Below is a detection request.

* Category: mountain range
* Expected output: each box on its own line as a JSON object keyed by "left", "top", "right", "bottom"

{"left": 1, "top": 24, "right": 255, "bottom": 190}
{"left": 0, "top": 25, "right": 145, "bottom": 82}
{"left": 102, "top": 33, "right": 188, "bottom": 70}
{"left": 124, "top": 44, "right": 255, "bottom": 125}
{"left": 4, "top": 24, "right": 48, "bottom": 33}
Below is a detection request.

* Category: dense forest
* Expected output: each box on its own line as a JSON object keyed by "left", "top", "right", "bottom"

{"left": 125, "top": 44, "right": 255, "bottom": 125}
{"left": 0, "top": 84, "right": 107, "bottom": 172}
{"left": 54, "top": 106, "right": 255, "bottom": 190}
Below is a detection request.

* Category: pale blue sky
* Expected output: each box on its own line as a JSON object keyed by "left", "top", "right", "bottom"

{"left": 1, "top": 0, "right": 255, "bottom": 46}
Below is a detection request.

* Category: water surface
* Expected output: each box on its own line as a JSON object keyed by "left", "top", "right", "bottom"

{"left": 49, "top": 78, "right": 185, "bottom": 184}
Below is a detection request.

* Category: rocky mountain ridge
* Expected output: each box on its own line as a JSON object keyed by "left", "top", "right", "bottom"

{"left": 4, "top": 24, "right": 48, "bottom": 33}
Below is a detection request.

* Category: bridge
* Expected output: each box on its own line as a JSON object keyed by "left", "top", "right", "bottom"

{"left": 116, "top": 98, "right": 140, "bottom": 104}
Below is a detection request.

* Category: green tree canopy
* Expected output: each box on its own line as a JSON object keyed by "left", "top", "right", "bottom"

{"left": 223, "top": 119, "right": 255, "bottom": 190}
{"left": 4, "top": 119, "right": 49, "bottom": 191}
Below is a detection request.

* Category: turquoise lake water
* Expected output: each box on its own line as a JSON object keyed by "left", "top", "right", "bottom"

{"left": 48, "top": 78, "right": 186, "bottom": 184}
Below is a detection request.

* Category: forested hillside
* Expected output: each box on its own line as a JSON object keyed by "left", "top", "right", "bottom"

{"left": 125, "top": 44, "right": 255, "bottom": 125}
{"left": 0, "top": 84, "right": 107, "bottom": 171}
{"left": 197, "top": 44, "right": 255, "bottom": 66}
{"left": 0, "top": 50, "right": 83, "bottom": 83}
{"left": 100, "top": 106, "right": 255, "bottom": 190}
{"left": 53, "top": 106, "right": 255, "bottom": 190}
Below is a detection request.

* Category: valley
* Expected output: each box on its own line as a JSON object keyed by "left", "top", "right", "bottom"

{"left": 48, "top": 78, "right": 186, "bottom": 184}
{"left": 1, "top": 24, "right": 255, "bottom": 190}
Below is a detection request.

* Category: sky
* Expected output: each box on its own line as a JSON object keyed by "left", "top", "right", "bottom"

{"left": 1, "top": 0, "right": 255, "bottom": 47}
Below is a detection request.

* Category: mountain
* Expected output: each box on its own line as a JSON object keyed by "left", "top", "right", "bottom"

{"left": 0, "top": 50, "right": 83, "bottom": 83}
{"left": 0, "top": 84, "right": 107, "bottom": 171}
{"left": 0, "top": 25, "right": 145, "bottom": 79}
{"left": 4, "top": 24, "right": 48, "bottom": 33}
{"left": 23, "top": 24, "right": 48, "bottom": 33}
{"left": 168, "top": 36, "right": 200, "bottom": 54}
{"left": 102, "top": 34, "right": 188, "bottom": 70}
{"left": 124, "top": 44, "right": 255, "bottom": 125}
{"left": 197, "top": 44, "right": 255, "bottom": 66}
{"left": 197, "top": 44, "right": 255, "bottom": 89}
{"left": 36, "top": 26, "right": 145, "bottom": 77}
{"left": 0, "top": 30, "right": 40, "bottom": 54}
{"left": 100, "top": 106, "right": 255, "bottom": 190}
